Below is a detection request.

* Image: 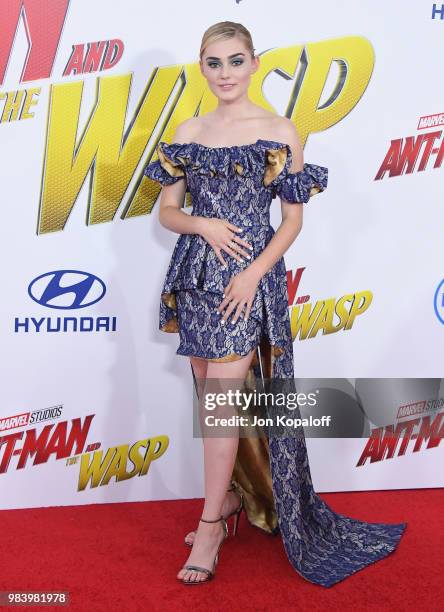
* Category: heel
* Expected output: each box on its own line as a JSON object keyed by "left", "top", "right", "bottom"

{"left": 228, "top": 482, "right": 244, "bottom": 537}
{"left": 184, "top": 480, "right": 243, "bottom": 547}
{"left": 232, "top": 507, "right": 241, "bottom": 537}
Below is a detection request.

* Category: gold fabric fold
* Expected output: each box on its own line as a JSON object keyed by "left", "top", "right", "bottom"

{"left": 263, "top": 147, "right": 288, "bottom": 187}
{"left": 161, "top": 292, "right": 176, "bottom": 310}
{"left": 160, "top": 292, "right": 178, "bottom": 332}
{"left": 157, "top": 144, "right": 185, "bottom": 177}
{"left": 231, "top": 332, "right": 279, "bottom": 534}
{"left": 232, "top": 434, "right": 278, "bottom": 533}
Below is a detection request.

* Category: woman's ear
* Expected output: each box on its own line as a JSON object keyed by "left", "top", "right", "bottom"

{"left": 251, "top": 54, "right": 260, "bottom": 75}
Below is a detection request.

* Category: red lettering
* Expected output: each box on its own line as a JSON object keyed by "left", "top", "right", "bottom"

{"left": 0, "top": 0, "right": 69, "bottom": 85}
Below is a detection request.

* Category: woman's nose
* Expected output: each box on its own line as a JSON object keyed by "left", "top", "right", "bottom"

{"left": 220, "top": 64, "right": 230, "bottom": 78}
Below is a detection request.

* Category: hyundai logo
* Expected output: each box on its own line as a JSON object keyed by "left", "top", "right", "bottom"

{"left": 434, "top": 278, "right": 444, "bottom": 325}
{"left": 28, "top": 270, "right": 106, "bottom": 310}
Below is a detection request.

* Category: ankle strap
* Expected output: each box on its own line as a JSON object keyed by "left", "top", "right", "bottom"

{"left": 199, "top": 515, "right": 224, "bottom": 523}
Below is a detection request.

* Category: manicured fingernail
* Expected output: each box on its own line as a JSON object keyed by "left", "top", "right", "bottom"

{"left": 246, "top": 255, "right": 251, "bottom": 259}
{"left": 249, "top": 245, "right": 253, "bottom": 250}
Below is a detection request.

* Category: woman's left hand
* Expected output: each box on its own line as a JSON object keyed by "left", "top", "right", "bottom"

{"left": 217, "top": 268, "right": 262, "bottom": 324}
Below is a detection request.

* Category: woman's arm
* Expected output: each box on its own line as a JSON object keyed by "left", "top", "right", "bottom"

{"left": 247, "top": 119, "right": 304, "bottom": 283}
{"left": 157, "top": 119, "right": 203, "bottom": 235}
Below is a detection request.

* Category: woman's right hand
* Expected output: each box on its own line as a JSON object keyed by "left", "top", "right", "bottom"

{"left": 197, "top": 218, "right": 254, "bottom": 267}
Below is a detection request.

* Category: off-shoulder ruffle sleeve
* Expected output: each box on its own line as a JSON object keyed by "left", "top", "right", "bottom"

{"left": 143, "top": 141, "right": 188, "bottom": 188}
{"left": 263, "top": 144, "right": 328, "bottom": 203}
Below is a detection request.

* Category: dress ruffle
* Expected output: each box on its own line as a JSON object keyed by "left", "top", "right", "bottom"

{"left": 143, "top": 139, "right": 328, "bottom": 204}
{"left": 143, "top": 142, "right": 188, "bottom": 189}
{"left": 147, "top": 139, "right": 269, "bottom": 180}
{"left": 273, "top": 162, "right": 328, "bottom": 203}
{"left": 262, "top": 143, "right": 328, "bottom": 203}
{"left": 158, "top": 227, "right": 289, "bottom": 365}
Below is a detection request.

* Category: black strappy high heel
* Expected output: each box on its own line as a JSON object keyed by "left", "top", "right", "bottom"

{"left": 184, "top": 481, "right": 244, "bottom": 546}
{"left": 179, "top": 515, "right": 228, "bottom": 585}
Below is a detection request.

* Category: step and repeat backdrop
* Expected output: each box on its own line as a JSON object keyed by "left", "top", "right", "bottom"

{"left": 1, "top": 0, "right": 443, "bottom": 509}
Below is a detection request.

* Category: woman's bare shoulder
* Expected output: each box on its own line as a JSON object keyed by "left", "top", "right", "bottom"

{"left": 261, "top": 113, "right": 301, "bottom": 144}
{"left": 270, "top": 116, "right": 304, "bottom": 171}
{"left": 170, "top": 117, "right": 206, "bottom": 144}
{"left": 269, "top": 116, "right": 300, "bottom": 143}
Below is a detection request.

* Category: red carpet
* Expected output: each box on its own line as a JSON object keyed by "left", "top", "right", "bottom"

{"left": 0, "top": 488, "right": 441, "bottom": 611}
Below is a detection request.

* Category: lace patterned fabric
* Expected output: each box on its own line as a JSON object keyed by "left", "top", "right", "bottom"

{"left": 144, "top": 138, "right": 406, "bottom": 587}
{"left": 175, "top": 288, "right": 263, "bottom": 361}
{"left": 144, "top": 138, "right": 326, "bottom": 368}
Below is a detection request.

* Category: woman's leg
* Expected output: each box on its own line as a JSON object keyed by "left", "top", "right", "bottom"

{"left": 177, "top": 347, "right": 257, "bottom": 583}
{"left": 184, "top": 356, "right": 248, "bottom": 546}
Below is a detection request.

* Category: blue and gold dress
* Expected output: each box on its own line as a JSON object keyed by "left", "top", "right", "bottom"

{"left": 144, "top": 139, "right": 406, "bottom": 588}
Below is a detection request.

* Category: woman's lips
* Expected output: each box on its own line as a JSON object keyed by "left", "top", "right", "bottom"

{"left": 219, "top": 84, "right": 236, "bottom": 90}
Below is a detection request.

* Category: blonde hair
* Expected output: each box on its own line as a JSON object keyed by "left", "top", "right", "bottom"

{"left": 199, "top": 21, "right": 256, "bottom": 60}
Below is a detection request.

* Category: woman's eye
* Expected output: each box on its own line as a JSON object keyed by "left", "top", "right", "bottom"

{"left": 207, "top": 60, "right": 244, "bottom": 68}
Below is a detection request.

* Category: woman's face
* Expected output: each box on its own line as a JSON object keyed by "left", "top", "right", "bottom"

{"left": 200, "top": 37, "right": 259, "bottom": 100}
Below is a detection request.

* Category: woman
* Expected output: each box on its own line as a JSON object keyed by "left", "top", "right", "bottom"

{"left": 144, "top": 21, "right": 406, "bottom": 587}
